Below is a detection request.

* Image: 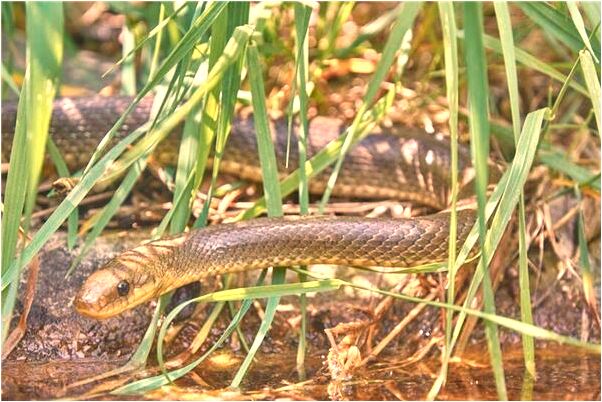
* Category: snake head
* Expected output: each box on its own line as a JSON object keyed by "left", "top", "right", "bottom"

{"left": 75, "top": 257, "right": 159, "bottom": 319}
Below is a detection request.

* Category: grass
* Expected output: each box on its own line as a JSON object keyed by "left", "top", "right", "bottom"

{"left": 1, "top": 2, "right": 63, "bottom": 342}
{"left": 1, "top": 2, "right": 600, "bottom": 399}
{"left": 493, "top": 0, "right": 535, "bottom": 380}
{"left": 428, "top": 3, "right": 458, "bottom": 398}
{"left": 463, "top": 4, "right": 507, "bottom": 399}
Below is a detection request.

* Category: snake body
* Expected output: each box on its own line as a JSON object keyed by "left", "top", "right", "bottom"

{"left": 1, "top": 96, "right": 476, "bottom": 319}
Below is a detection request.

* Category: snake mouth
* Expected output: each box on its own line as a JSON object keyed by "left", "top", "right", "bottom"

{"left": 74, "top": 285, "right": 158, "bottom": 319}
{"left": 74, "top": 265, "right": 162, "bottom": 319}
{"left": 74, "top": 296, "right": 120, "bottom": 320}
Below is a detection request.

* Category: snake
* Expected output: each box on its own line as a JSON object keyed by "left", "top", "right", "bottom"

{"left": 1, "top": 96, "right": 476, "bottom": 319}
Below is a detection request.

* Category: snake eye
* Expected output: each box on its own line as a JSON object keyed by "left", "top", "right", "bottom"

{"left": 116, "top": 280, "right": 130, "bottom": 297}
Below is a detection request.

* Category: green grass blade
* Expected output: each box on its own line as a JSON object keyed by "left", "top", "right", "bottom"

{"left": 463, "top": 3, "right": 506, "bottom": 398}
{"left": 490, "top": 112, "right": 601, "bottom": 190}
{"left": 536, "top": 148, "right": 600, "bottom": 191}
{"left": 186, "top": 6, "right": 229, "bottom": 230}
{"left": 231, "top": 88, "right": 395, "bottom": 221}
{"left": 449, "top": 108, "right": 548, "bottom": 385}
{"left": 474, "top": 33, "right": 589, "bottom": 96}
{"left": 193, "top": 2, "right": 249, "bottom": 229}
{"left": 46, "top": 138, "right": 78, "bottom": 250}
{"left": 428, "top": 2, "right": 459, "bottom": 398}
{"left": 1, "top": 2, "right": 63, "bottom": 343}
{"left": 229, "top": 41, "right": 285, "bottom": 389}
{"left": 246, "top": 43, "right": 283, "bottom": 217}
{"left": 518, "top": 2, "right": 599, "bottom": 59}
{"left": 171, "top": 5, "right": 228, "bottom": 233}
{"left": 1, "top": 91, "right": 29, "bottom": 343}
{"left": 121, "top": 19, "right": 137, "bottom": 95}
{"left": 567, "top": 3, "right": 599, "bottom": 63}
{"left": 579, "top": 49, "right": 601, "bottom": 135}
{"left": 323, "top": 2, "right": 354, "bottom": 58}
{"left": 21, "top": 1, "right": 64, "bottom": 232}
{"left": 1, "top": 62, "right": 19, "bottom": 96}
{"left": 148, "top": 3, "right": 166, "bottom": 80}
{"left": 494, "top": 0, "right": 535, "bottom": 377}
{"left": 319, "top": 1, "right": 422, "bottom": 210}
{"left": 292, "top": 1, "right": 313, "bottom": 377}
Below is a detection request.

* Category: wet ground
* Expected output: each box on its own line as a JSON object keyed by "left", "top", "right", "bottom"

{"left": 2, "top": 343, "right": 599, "bottom": 400}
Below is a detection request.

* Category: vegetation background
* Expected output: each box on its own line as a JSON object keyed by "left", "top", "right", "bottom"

{"left": 1, "top": 1, "right": 600, "bottom": 399}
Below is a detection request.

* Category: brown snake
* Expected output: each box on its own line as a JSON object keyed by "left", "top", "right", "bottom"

{"left": 1, "top": 96, "right": 476, "bottom": 319}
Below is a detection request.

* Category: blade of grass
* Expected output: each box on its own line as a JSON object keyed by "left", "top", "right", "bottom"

{"left": 21, "top": 1, "right": 64, "bottom": 243}
{"left": 46, "top": 138, "right": 78, "bottom": 250}
{"left": 494, "top": 0, "right": 535, "bottom": 378}
{"left": 1, "top": 3, "right": 15, "bottom": 98}
{"left": 1, "top": 2, "right": 63, "bottom": 343}
{"left": 148, "top": 3, "right": 166, "bottom": 80}
{"left": 470, "top": 32, "right": 589, "bottom": 96}
{"left": 1, "top": 90, "right": 28, "bottom": 343}
{"left": 1, "top": 62, "right": 19, "bottom": 96}
{"left": 231, "top": 88, "right": 395, "bottom": 221}
{"left": 193, "top": 2, "right": 249, "bottom": 229}
{"left": 171, "top": 4, "right": 227, "bottom": 233}
{"left": 449, "top": 108, "right": 549, "bottom": 384}
{"left": 567, "top": 3, "right": 599, "bottom": 63}
{"left": 319, "top": 1, "right": 422, "bottom": 211}
{"left": 292, "top": 1, "right": 313, "bottom": 378}
{"left": 537, "top": 149, "right": 600, "bottom": 191}
{"left": 579, "top": 49, "right": 601, "bottom": 135}
{"left": 323, "top": 2, "right": 354, "bottom": 58}
{"left": 229, "top": 41, "right": 284, "bottom": 389}
{"left": 463, "top": 4, "right": 507, "bottom": 399}
{"left": 488, "top": 119, "right": 600, "bottom": 191}
{"left": 519, "top": 2, "right": 600, "bottom": 59}
{"left": 122, "top": 18, "right": 137, "bottom": 95}
{"left": 428, "top": 2, "right": 458, "bottom": 398}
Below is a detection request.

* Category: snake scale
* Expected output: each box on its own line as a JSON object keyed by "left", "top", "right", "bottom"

{"left": 1, "top": 96, "right": 476, "bottom": 319}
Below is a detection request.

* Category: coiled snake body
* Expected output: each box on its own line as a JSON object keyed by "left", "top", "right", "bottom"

{"left": 1, "top": 96, "right": 476, "bottom": 319}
